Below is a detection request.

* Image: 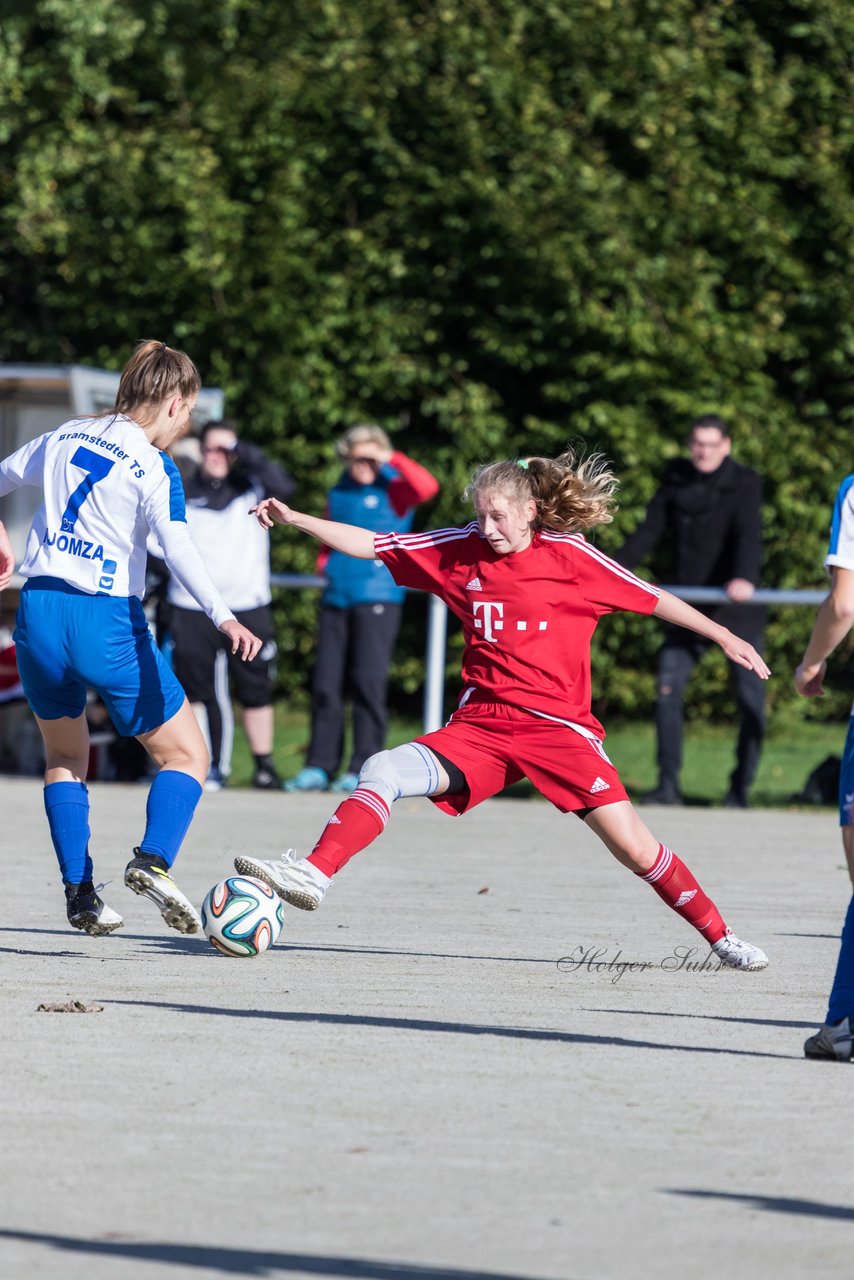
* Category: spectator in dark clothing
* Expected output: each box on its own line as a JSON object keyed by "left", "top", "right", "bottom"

{"left": 614, "top": 415, "right": 765, "bottom": 808}
{"left": 166, "top": 420, "right": 296, "bottom": 790}
{"left": 285, "top": 424, "right": 439, "bottom": 795}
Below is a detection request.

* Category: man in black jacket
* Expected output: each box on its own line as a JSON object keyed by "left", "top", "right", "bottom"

{"left": 166, "top": 420, "right": 296, "bottom": 790}
{"left": 615, "top": 415, "right": 765, "bottom": 807}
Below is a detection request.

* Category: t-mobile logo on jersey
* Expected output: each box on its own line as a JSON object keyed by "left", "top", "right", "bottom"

{"left": 472, "top": 600, "right": 504, "bottom": 640}
{"left": 472, "top": 600, "right": 548, "bottom": 642}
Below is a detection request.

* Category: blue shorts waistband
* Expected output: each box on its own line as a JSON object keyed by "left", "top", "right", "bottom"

{"left": 23, "top": 576, "right": 111, "bottom": 599}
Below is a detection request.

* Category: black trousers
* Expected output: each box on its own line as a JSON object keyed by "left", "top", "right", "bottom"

{"left": 306, "top": 603, "right": 402, "bottom": 776}
{"left": 170, "top": 604, "right": 277, "bottom": 775}
{"left": 654, "top": 612, "right": 766, "bottom": 793}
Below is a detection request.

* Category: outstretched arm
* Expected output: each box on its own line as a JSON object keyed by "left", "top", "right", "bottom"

{"left": 795, "top": 567, "right": 854, "bottom": 697}
{"left": 653, "top": 588, "right": 770, "bottom": 679}
{"left": 252, "top": 499, "right": 377, "bottom": 559}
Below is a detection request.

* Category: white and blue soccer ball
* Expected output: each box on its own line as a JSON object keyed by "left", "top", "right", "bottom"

{"left": 201, "top": 875, "right": 284, "bottom": 957}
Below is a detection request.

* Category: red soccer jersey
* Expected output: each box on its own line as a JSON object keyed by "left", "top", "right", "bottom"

{"left": 375, "top": 523, "right": 660, "bottom": 737}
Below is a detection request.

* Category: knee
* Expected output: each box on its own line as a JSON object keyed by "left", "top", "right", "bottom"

{"left": 152, "top": 735, "right": 209, "bottom": 784}
{"left": 45, "top": 749, "right": 89, "bottom": 778}
{"left": 172, "top": 740, "right": 209, "bottom": 782}
{"left": 358, "top": 745, "right": 436, "bottom": 802}
{"left": 624, "top": 842, "right": 658, "bottom": 875}
{"left": 359, "top": 751, "right": 391, "bottom": 785}
{"left": 357, "top": 751, "right": 398, "bottom": 805}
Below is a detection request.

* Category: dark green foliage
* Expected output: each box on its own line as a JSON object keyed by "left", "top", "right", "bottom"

{"left": 2, "top": 1, "right": 853, "bottom": 713}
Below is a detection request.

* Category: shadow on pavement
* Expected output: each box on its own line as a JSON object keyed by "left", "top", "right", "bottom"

{"left": 776, "top": 932, "right": 841, "bottom": 939}
{"left": 0, "top": 946, "right": 88, "bottom": 959}
{"left": 666, "top": 1190, "right": 854, "bottom": 1222}
{"left": 104, "top": 999, "right": 795, "bottom": 1059}
{"left": 285, "top": 943, "right": 558, "bottom": 965}
{"left": 585, "top": 1007, "right": 816, "bottom": 1030}
{"left": 0, "top": 1230, "right": 550, "bottom": 1279}
{"left": 0, "top": 926, "right": 561, "bottom": 965}
{"left": 0, "top": 926, "right": 210, "bottom": 957}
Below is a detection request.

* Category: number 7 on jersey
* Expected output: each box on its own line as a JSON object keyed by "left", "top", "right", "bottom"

{"left": 61, "top": 446, "right": 116, "bottom": 533}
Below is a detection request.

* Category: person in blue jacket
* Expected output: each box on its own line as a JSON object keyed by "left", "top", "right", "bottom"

{"left": 286, "top": 424, "right": 439, "bottom": 794}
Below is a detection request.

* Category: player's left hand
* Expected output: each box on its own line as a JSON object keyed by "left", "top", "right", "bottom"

{"left": 219, "top": 619, "right": 263, "bottom": 662}
{"left": 720, "top": 635, "right": 771, "bottom": 679}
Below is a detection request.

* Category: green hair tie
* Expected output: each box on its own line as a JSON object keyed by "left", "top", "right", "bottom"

{"left": 516, "top": 458, "right": 530, "bottom": 470}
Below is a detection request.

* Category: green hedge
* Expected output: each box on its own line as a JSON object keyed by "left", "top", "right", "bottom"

{"left": 2, "top": 0, "right": 853, "bottom": 716}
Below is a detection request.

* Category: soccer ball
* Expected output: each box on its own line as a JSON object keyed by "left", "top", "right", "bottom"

{"left": 201, "top": 875, "right": 284, "bottom": 957}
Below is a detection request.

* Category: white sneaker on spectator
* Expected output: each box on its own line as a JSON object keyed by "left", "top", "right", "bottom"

{"left": 233, "top": 849, "right": 331, "bottom": 911}
{"left": 711, "top": 929, "right": 769, "bottom": 970}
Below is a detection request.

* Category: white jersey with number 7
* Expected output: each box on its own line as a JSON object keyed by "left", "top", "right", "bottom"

{"left": 0, "top": 413, "right": 233, "bottom": 627}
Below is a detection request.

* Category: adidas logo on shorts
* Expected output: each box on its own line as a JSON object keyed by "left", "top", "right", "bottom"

{"left": 465, "top": 577, "right": 483, "bottom": 591}
{"left": 589, "top": 776, "right": 610, "bottom": 794}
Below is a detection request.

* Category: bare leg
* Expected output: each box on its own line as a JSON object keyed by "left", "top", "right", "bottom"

{"left": 190, "top": 700, "right": 210, "bottom": 743}
{"left": 582, "top": 800, "right": 660, "bottom": 873}
{"left": 136, "top": 698, "right": 209, "bottom": 786}
{"left": 582, "top": 798, "right": 769, "bottom": 967}
{"left": 583, "top": 799, "right": 730, "bottom": 947}
{"left": 36, "top": 713, "right": 90, "bottom": 785}
{"left": 243, "top": 704, "right": 274, "bottom": 756}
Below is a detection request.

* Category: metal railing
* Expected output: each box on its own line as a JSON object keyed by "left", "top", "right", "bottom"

{"left": 271, "top": 576, "right": 829, "bottom": 736}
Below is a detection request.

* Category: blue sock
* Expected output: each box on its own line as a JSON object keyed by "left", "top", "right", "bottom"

{"left": 826, "top": 893, "right": 854, "bottom": 1024}
{"left": 140, "top": 770, "right": 203, "bottom": 868}
{"left": 44, "top": 782, "right": 93, "bottom": 885}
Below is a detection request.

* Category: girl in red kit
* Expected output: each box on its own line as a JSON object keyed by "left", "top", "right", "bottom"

{"left": 238, "top": 449, "right": 770, "bottom": 969}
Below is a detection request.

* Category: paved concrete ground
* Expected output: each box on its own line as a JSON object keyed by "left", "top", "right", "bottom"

{"left": 1, "top": 776, "right": 851, "bottom": 1280}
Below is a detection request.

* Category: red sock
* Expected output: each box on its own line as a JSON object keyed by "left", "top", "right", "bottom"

{"left": 637, "top": 844, "right": 727, "bottom": 943}
{"left": 306, "top": 788, "right": 390, "bottom": 877}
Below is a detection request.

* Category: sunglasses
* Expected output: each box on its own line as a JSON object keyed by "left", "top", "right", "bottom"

{"left": 349, "top": 455, "right": 380, "bottom": 466}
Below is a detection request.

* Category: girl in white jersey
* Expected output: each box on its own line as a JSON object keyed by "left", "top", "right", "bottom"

{"left": 236, "top": 448, "right": 771, "bottom": 971}
{"left": 0, "top": 340, "right": 261, "bottom": 937}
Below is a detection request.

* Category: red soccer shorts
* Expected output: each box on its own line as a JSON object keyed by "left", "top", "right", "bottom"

{"left": 415, "top": 699, "right": 628, "bottom": 816}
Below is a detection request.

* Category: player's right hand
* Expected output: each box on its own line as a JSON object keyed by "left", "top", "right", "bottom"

{"left": 795, "top": 659, "right": 826, "bottom": 698}
{"left": 719, "top": 634, "right": 771, "bottom": 679}
{"left": 219, "top": 619, "right": 263, "bottom": 662}
{"left": 250, "top": 498, "right": 292, "bottom": 529}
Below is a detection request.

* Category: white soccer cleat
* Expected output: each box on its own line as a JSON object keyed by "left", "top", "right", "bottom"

{"left": 711, "top": 928, "right": 769, "bottom": 971}
{"left": 124, "top": 851, "right": 202, "bottom": 934}
{"left": 233, "top": 849, "right": 331, "bottom": 911}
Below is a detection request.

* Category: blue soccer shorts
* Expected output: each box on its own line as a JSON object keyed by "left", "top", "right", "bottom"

{"left": 14, "top": 578, "right": 185, "bottom": 737}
